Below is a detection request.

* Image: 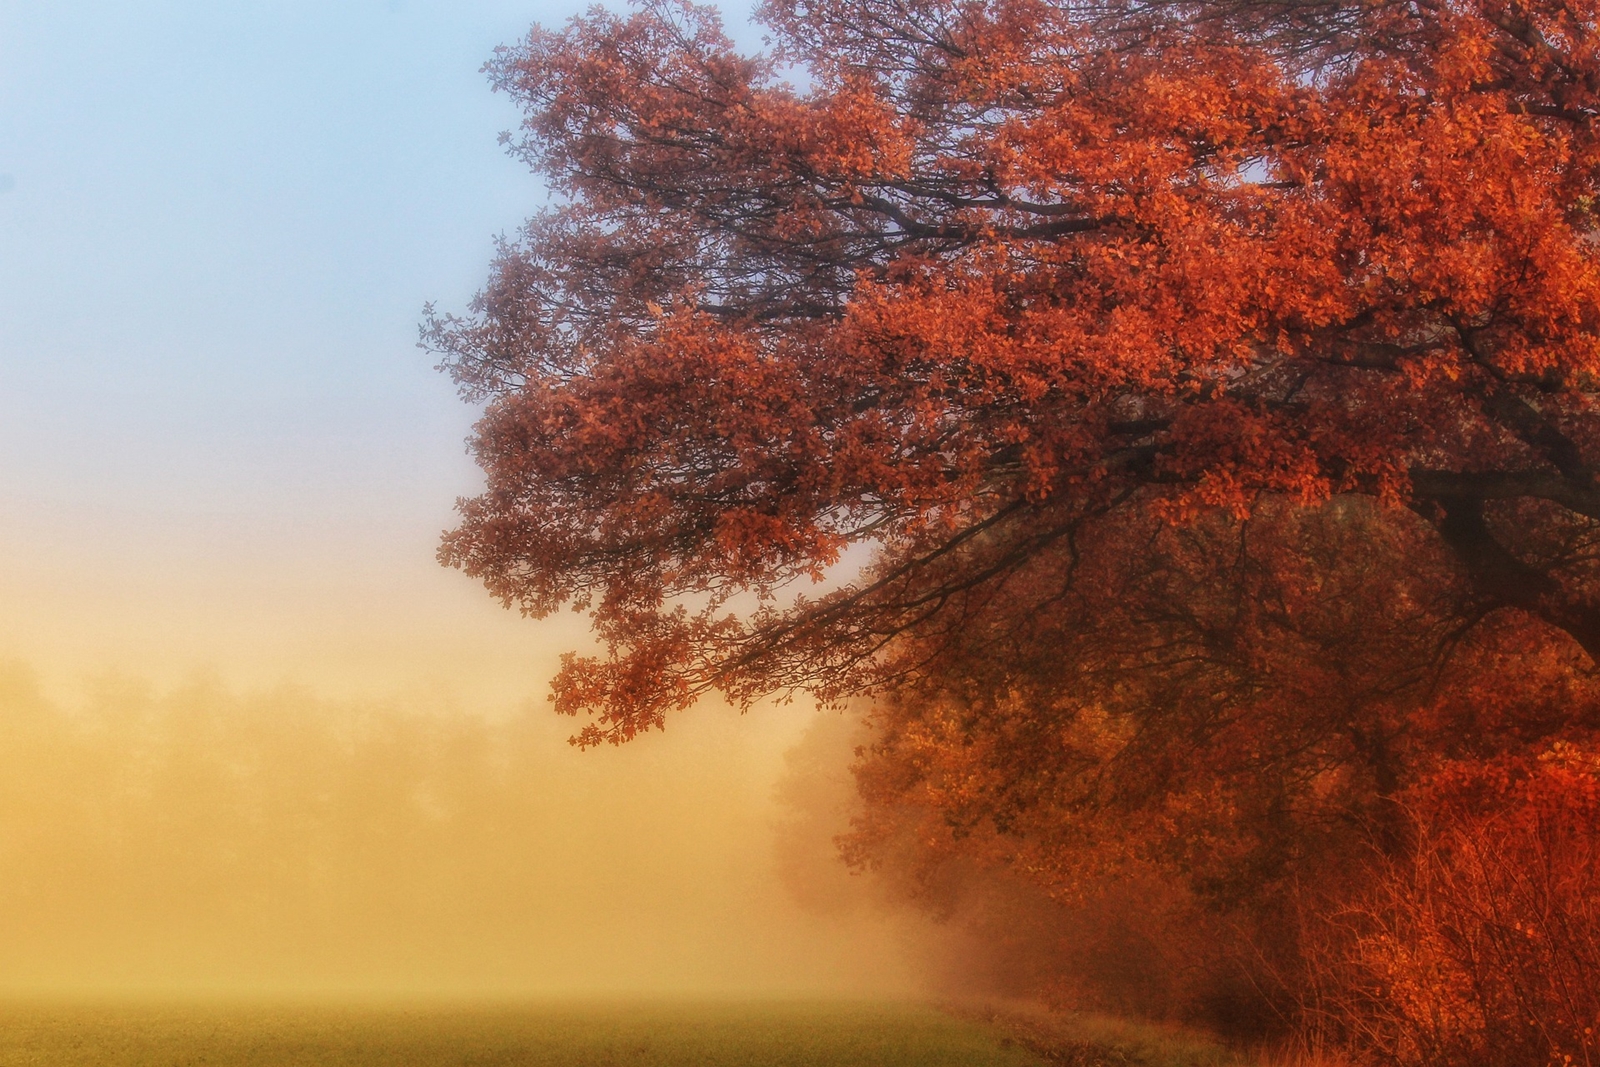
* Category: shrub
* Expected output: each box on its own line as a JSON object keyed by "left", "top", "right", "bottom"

{"left": 1306, "top": 744, "right": 1600, "bottom": 1067}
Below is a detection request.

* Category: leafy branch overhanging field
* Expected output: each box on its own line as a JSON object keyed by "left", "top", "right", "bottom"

{"left": 429, "top": 0, "right": 1600, "bottom": 1061}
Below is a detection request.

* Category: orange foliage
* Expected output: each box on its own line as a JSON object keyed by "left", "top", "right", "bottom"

{"left": 432, "top": 0, "right": 1600, "bottom": 743}
{"left": 432, "top": 0, "right": 1600, "bottom": 1054}
{"left": 839, "top": 498, "right": 1600, "bottom": 1044}
{"left": 1305, "top": 745, "right": 1600, "bottom": 1066}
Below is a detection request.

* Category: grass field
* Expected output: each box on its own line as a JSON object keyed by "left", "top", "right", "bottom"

{"left": 0, "top": 1000, "right": 1057, "bottom": 1067}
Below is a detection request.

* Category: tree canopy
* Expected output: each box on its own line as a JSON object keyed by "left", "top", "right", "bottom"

{"left": 430, "top": 0, "right": 1600, "bottom": 746}
{"left": 432, "top": 0, "right": 1600, "bottom": 1056}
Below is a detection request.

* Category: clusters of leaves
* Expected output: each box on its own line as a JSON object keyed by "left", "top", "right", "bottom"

{"left": 431, "top": 0, "right": 1600, "bottom": 744}
{"left": 1306, "top": 743, "right": 1600, "bottom": 1065}
{"left": 431, "top": 0, "right": 1600, "bottom": 1057}
{"left": 841, "top": 497, "right": 1600, "bottom": 1059}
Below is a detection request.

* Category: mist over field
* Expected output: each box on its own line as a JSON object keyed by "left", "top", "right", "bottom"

{"left": 0, "top": 0, "right": 1119, "bottom": 1027}
{"left": 0, "top": 662, "right": 937, "bottom": 999}
{"left": 0, "top": 0, "right": 962, "bottom": 1009}
{"left": 12, "top": 2, "right": 1600, "bottom": 1063}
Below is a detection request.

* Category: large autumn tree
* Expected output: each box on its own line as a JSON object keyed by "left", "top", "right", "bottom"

{"left": 430, "top": 0, "right": 1600, "bottom": 747}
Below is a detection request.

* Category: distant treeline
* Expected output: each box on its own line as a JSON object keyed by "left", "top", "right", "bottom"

{"left": 0, "top": 667, "right": 835, "bottom": 995}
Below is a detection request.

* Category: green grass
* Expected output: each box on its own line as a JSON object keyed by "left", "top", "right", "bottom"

{"left": 0, "top": 1000, "right": 1053, "bottom": 1066}
{"left": 950, "top": 1002, "right": 1255, "bottom": 1067}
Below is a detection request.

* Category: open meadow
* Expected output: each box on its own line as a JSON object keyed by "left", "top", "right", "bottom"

{"left": 0, "top": 1000, "right": 1055, "bottom": 1067}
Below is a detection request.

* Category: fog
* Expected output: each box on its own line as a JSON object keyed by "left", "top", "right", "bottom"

{"left": 0, "top": 0, "right": 956, "bottom": 1004}
{"left": 0, "top": 661, "right": 932, "bottom": 999}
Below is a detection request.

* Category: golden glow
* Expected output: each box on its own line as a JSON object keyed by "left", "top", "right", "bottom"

{"left": 0, "top": 0, "right": 942, "bottom": 1006}
{"left": 0, "top": 656, "right": 935, "bottom": 997}
{"left": 0, "top": 414, "right": 946, "bottom": 998}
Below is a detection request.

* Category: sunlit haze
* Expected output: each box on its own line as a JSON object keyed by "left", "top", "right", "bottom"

{"left": 0, "top": 0, "right": 926, "bottom": 998}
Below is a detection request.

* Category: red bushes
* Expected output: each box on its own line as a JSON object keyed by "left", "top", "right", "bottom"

{"left": 1306, "top": 745, "right": 1600, "bottom": 1067}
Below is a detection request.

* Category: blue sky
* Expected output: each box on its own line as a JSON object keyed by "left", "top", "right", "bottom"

{"left": 0, "top": 0, "right": 719, "bottom": 698}
{"left": 0, "top": 5, "right": 933, "bottom": 999}
{"left": 0, "top": 0, "right": 540, "bottom": 519}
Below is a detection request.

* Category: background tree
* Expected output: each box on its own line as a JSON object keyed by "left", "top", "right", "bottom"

{"left": 838, "top": 496, "right": 1600, "bottom": 1048}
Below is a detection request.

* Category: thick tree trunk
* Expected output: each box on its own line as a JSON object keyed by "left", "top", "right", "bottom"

{"left": 1429, "top": 495, "right": 1600, "bottom": 663}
